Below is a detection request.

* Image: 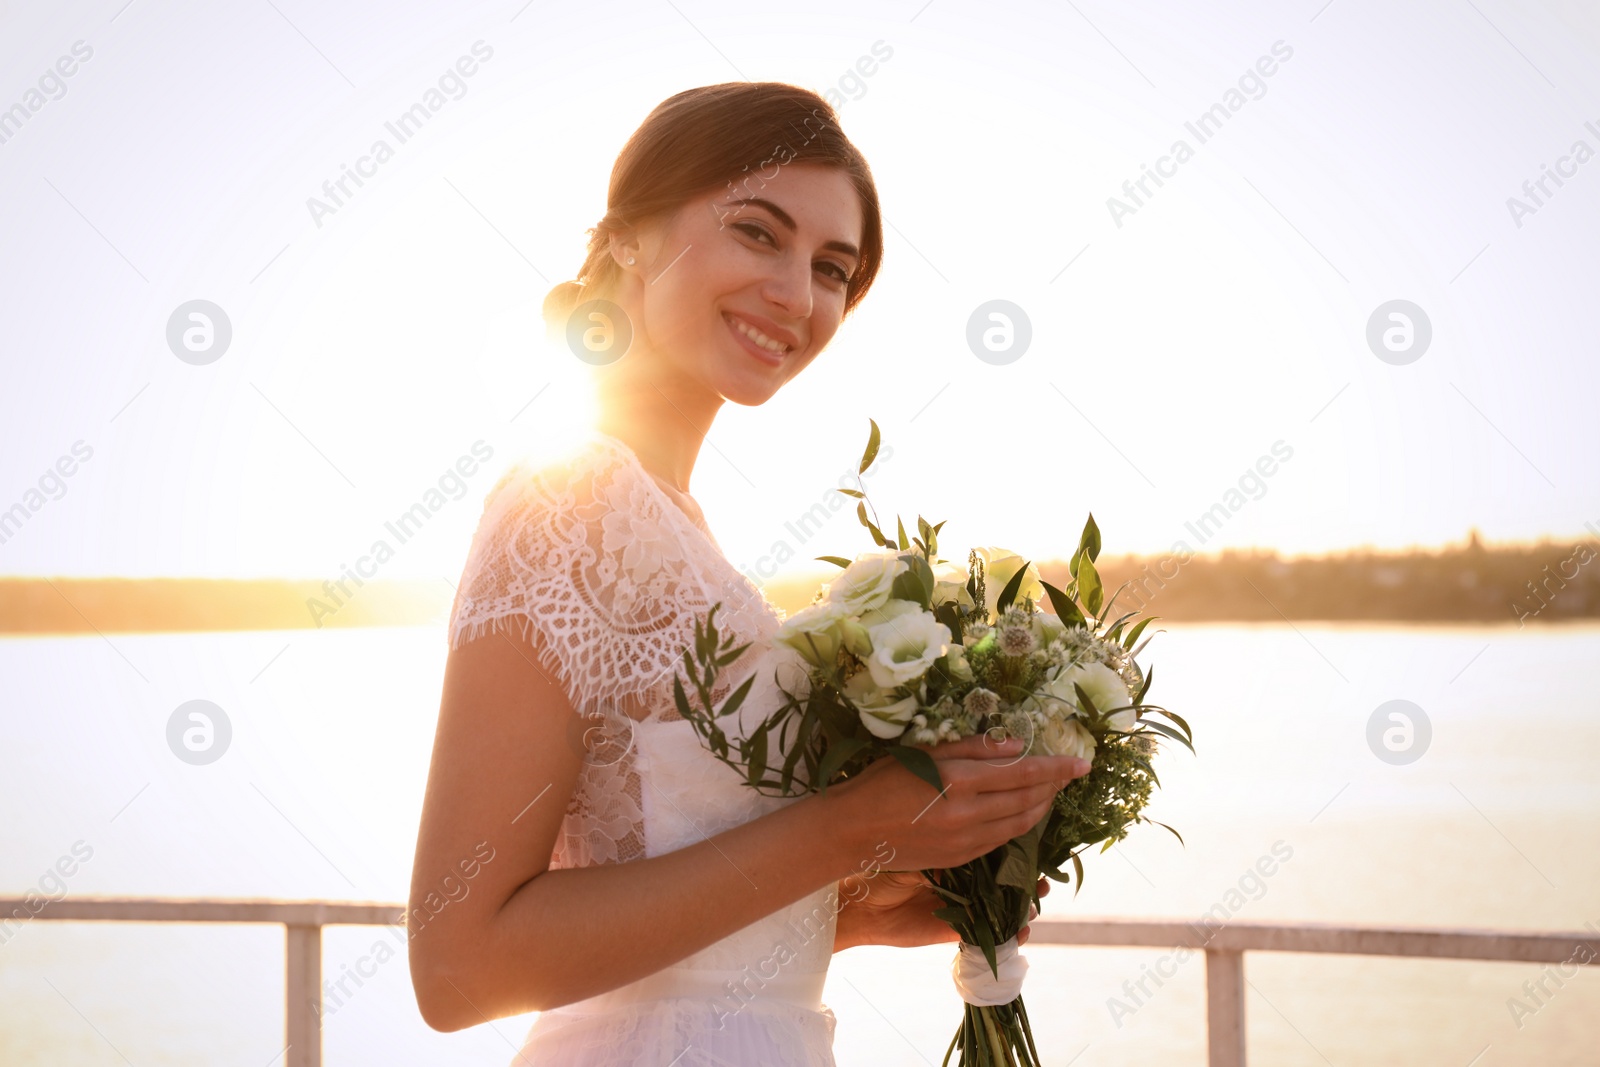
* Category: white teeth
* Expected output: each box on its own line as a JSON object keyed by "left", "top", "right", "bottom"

{"left": 729, "top": 314, "right": 791, "bottom": 354}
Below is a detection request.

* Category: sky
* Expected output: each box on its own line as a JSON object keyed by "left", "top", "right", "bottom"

{"left": 2, "top": 0, "right": 1598, "bottom": 588}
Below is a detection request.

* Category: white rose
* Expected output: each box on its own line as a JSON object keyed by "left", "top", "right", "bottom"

{"left": 1039, "top": 715, "right": 1096, "bottom": 762}
{"left": 974, "top": 546, "right": 1044, "bottom": 618}
{"left": 843, "top": 671, "right": 919, "bottom": 739}
{"left": 1040, "top": 661, "right": 1136, "bottom": 732}
{"left": 826, "top": 551, "right": 909, "bottom": 615}
{"left": 863, "top": 608, "right": 952, "bottom": 689}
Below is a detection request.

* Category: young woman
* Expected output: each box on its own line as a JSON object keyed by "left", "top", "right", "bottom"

{"left": 407, "top": 81, "right": 1091, "bottom": 1065}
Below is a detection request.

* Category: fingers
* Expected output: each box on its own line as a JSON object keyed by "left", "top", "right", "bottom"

{"left": 964, "top": 779, "right": 1058, "bottom": 824}
{"left": 966, "top": 754, "right": 1087, "bottom": 795}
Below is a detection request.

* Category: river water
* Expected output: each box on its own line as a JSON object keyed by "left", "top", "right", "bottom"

{"left": 1, "top": 622, "right": 1595, "bottom": 1065}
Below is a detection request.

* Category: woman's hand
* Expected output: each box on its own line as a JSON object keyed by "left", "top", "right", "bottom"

{"left": 835, "top": 871, "right": 1052, "bottom": 951}
{"left": 823, "top": 733, "right": 1090, "bottom": 874}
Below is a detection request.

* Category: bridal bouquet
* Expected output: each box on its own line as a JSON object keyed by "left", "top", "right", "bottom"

{"left": 674, "top": 421, "right": 1192, "bottom": 1067}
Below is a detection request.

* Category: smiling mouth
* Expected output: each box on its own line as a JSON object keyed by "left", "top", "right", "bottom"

{"left": 724, "top": 312, "right": 795, "bottom": 364}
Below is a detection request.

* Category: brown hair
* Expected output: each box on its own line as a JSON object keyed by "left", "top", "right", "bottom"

{"left": 542, "top": 82, "right": 883, "bottom": 333}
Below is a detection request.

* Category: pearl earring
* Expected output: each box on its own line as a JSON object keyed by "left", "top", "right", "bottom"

{"left": 626, "top": 256, "right": 636, "bottom": 265}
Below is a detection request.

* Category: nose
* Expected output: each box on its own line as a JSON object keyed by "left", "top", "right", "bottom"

{"left": 761, "top": 254, "right": 813, "bottom": 321}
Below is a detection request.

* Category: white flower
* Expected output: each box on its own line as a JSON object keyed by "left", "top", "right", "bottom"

{"left": 826, "top": 551, "right": 909, "bottom": 615}
{"left": 1039, "top": 661, "right": 1136, "bottom": 731}
{"left": 942, "top": 644, "right": 974, "bottom": 682}
{"left": 932, "top": 560, "right": 975, "bottom": 611}
{"left": 1039, "top": 716, "right": 1096, "bottom": 762}
{"left": 772, "top": 598, "right": 851, "bottom": 669}
{"left": 863, "top": 608, "right": 952, "bottom": 689}
{"left": 858, "top": 597, "right": 922, "bottom": 630}
{"left": 843, "top": 670, "right": 919, "bottom": 739}
{"left": 974, "top": 547, "right": 1044, "bottom": 618}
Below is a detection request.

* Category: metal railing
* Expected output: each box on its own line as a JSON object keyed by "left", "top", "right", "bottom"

{"left": 3, "top": 897, "right": 1596, "bottom": 1066}
{"left": 0, "top": 897, "right": 404, "bottom": 1067}
{"left": 1025, "top": 916, "right": 1600, "bottom": 1064}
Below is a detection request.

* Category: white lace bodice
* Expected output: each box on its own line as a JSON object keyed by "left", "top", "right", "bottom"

{"left": 447, "top": 430, "right": 839, "bottom": 1065}
{"left": 447, "top": 430, "right": 799, "bottom": 865}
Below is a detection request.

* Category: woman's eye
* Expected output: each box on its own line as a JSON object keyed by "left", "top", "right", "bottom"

{"left": 734, "top": 222, "right": 774, "bottom": 246}
{"left": 818, "top": 262, "right": 850, "bottom": 285}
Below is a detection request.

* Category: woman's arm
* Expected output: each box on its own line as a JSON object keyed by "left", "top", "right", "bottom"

{"left": 408, "top": 621, "right": 1084, "bottom": 1031}
{"left": 406, "top": 626, "right": 868, "bottom": 1030}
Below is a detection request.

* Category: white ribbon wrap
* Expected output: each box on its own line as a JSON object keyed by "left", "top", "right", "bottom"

{"left": 951, "top": 935, "right": 1029, "bottom": 1006}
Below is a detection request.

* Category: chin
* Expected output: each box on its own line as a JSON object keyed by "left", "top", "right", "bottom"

{"left": 719, "top": 378, "right": 786, "bottom": 407}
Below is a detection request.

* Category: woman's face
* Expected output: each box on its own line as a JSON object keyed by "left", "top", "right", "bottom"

{"left": 612, "top": 162, "right": 865, "bottom": 406}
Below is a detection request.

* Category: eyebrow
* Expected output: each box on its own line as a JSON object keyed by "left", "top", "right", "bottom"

{"left": 725, "top": 197, "right": 860, "bottom": 264}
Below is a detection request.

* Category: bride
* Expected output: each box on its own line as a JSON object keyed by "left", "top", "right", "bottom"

{"left": 407, "top": 81, "right": 1091, "bottom": 1065}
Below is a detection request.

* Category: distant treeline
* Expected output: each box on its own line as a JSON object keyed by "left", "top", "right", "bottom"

{"left": 1048, "top": 534, "right": 1598, "bottom": 625}
{"left": 1, "top": 535, "right": 1594, "bottom": 634}
{"left": 0, "top": 577, "right": 449, "bottom": 635}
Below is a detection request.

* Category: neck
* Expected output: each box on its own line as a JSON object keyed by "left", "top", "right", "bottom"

{"left": 594, "top": 376, "right": 722, "bottom": 495}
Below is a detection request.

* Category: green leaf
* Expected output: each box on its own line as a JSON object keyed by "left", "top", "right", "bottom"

{"left": 837, "top": 488, "right": 864, "bottom": 499}
{"left": 746, "top": 726, "right": 768, "bottom": 787}
{"left": 1123, "top": 616, "right": 1156, "bottom": 650}
{"left": 817, "top": 555, "right": 852, "bottom": 569}
{"left": 995, "top": 814, "right": 1046, "bottom": 889}
{"left": 885, "top": 744, "right": 945, "bottom": 794}
{"left": 1148, "top": 818, "right": 1185, "bottom": 847}
{"left": 1131, "top": 754, "right": 1162, "bottom": 788}
{"left": 1157, "top": 707, "right": 1193, "bottom": 742}
{"left": 973, "top": 912, "right": 998, "bottom": 977}
{"left": 1040, "top": 580, "right": 1085, "bottom": 628}
{"left": 994, "top": 559, "right": 1031, "bottom": 615}
{"left": 896, "top": 515, "right": 909, "bottom": 551}
{"left": 1072, "top": 681, "right": 1101, "bottom": 724}
{"left": 1102, "top": 609, "right": 1139, "bottom": 641}
{"left": 859, "top": 418, "right": 881, "bottom": 474}
{"left": 818, "top": 735, "right": 869, "bottom": 783}
{"left": 902, "top": 553, "right": 935, "bottom": 606}
{"left": 1139, "top": 719, "right": 1196, "bottom": 754}
{"left": 933, "top": 601, "right": 964, "bottom": 647}
{"left": 717, "top": 673, "right": 756, "bottom": 720}
{"left": 1076, "top": 513, "right": 1102, "bottom": 565}
{"left": 1133, "top": 664, "right": 1155, "bottom": 705}
{"left": 1074, "top": 556, "right": 1104, "bottom": 619}
{"left": 1071, "top": 852, "right": 1085, "bottom": 897}
{"left": 673, "top": 675, "right": 693, "bottom": 719}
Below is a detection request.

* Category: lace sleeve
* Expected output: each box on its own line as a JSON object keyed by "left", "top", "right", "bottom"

{"left": 443, "top": 439, "right": 780, "bottom": 869}
{"left": 447, "top": 443, "right": 702, "bottom": 717}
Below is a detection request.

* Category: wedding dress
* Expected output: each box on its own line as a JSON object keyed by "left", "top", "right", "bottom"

{"left": 447, "top": 429, "right": 839, "bottom": 1066}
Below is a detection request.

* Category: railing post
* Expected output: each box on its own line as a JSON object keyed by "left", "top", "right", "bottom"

{"left": 286, "top": 923, "right": 322, "bottom": 1067}
{"left": 1206, "top": 948, "right": 1245, "bottom": 1067}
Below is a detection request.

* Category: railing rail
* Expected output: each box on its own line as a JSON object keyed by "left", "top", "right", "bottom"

{"left": 0, "top": 897, "right": 405, "bottom": 1067}
{"left": 1025, "top": 916, "right": 1600, "bottom": 1065}
{"left": 4, "top": 898, "right": 1596, "bottom": 1066}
